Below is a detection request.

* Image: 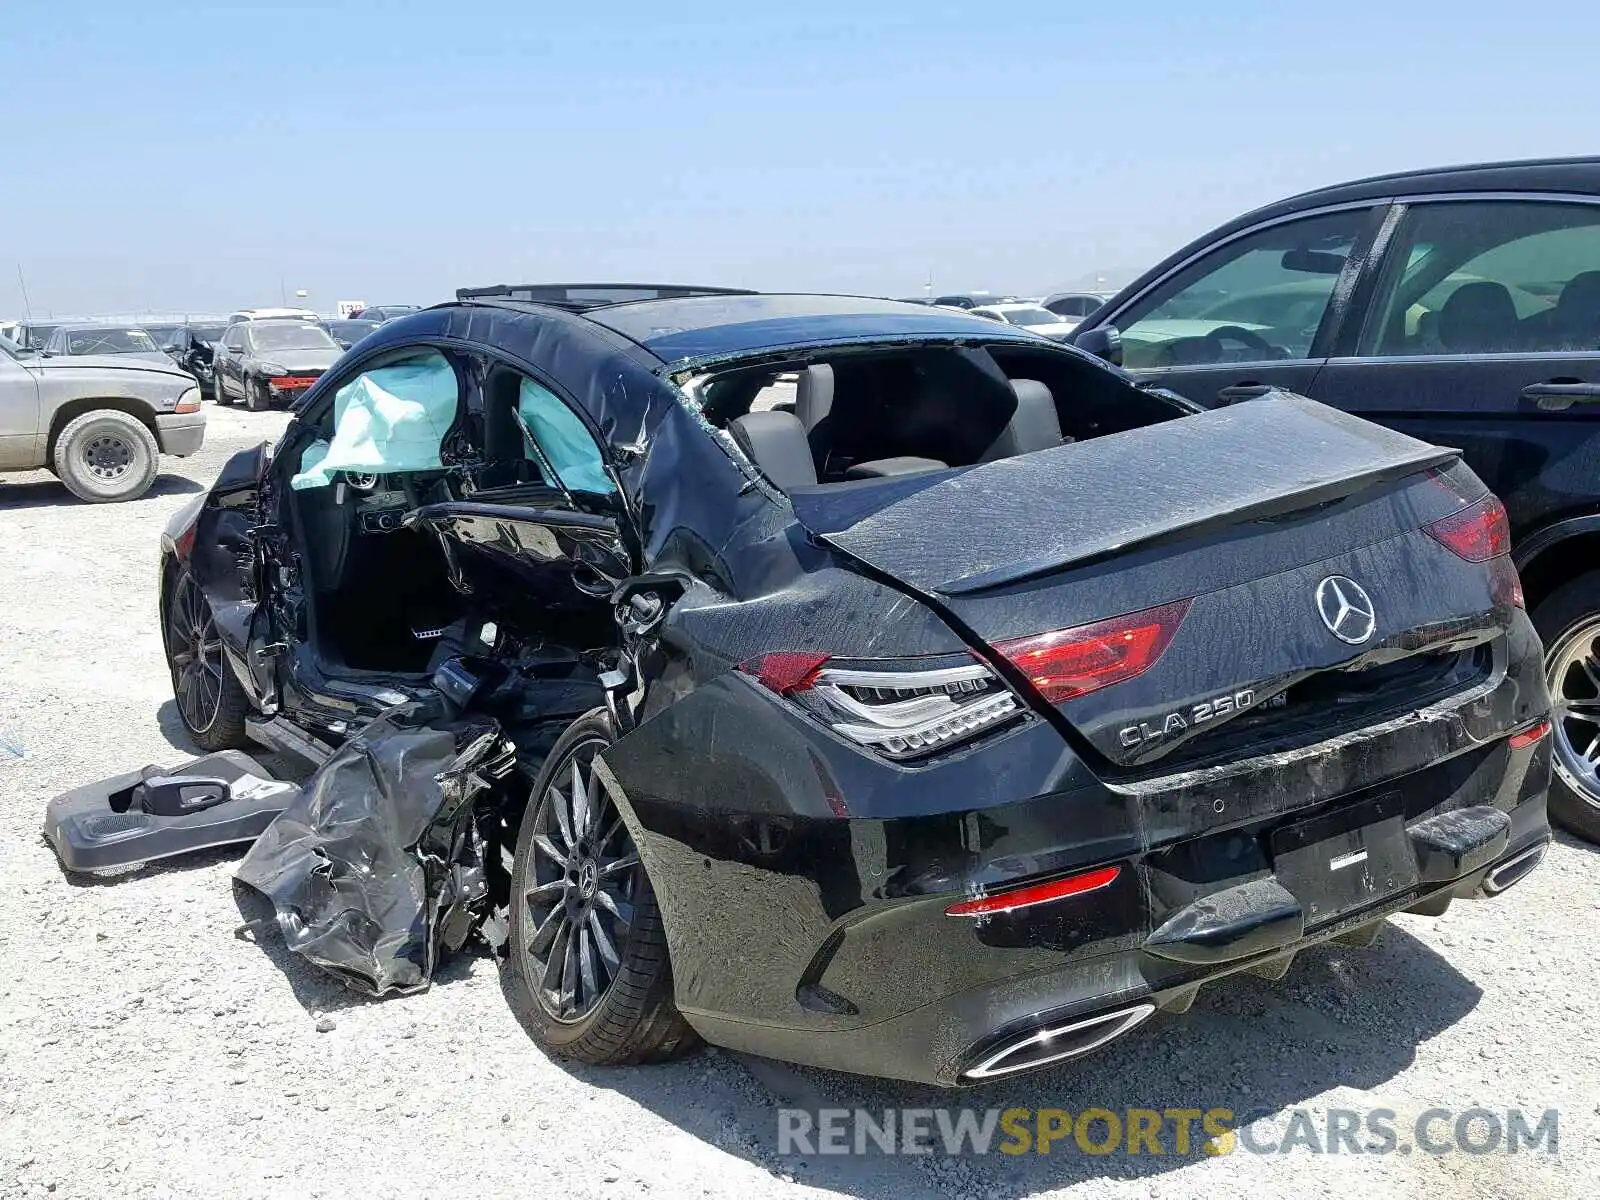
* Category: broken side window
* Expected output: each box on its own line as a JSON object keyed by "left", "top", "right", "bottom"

{"left": 291, "top": 350, "right": 461, "bottom": 490}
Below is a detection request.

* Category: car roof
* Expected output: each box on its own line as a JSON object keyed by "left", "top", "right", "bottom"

{"left": 455, "top": 282, "right": 756, "bottom": 311}
{"left": 1239, "top": 155, "right": 1600, "bottom": 224}
{"left": 567, "top": 292, "right": 1049, "bottom": 361}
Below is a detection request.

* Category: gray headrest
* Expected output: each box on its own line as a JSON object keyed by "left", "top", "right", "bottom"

{"left": 981, "top": 379, "right": 1064, "bottom": 462}
{"left": 794, "top": 364, "right": 835, "bottom": 431}
{"left": 729, "top": 411, "right": 819, "bottom": 492}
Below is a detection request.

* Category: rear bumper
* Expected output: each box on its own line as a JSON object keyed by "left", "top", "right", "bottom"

{"left": 155, "top": 411, "right": 206, "bottom": 457}
{"left": 685, "top": 795, "right": 1549, "bottom": 1086}
{"left": 610, "top": 617, "right": 1552, "bottom": 1086}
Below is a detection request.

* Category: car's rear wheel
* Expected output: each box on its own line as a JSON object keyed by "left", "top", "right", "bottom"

{"left": 1533, "top": 571, "right": 1600, "bottom": 843}
{"left": 163, "top": 568, "right": 252, "bottom": 752}
{"left": 52, "top": 410, "right": 160, "bottom": 503}
{"left": 505, "top": 710, "right": 698, "bottom": 1065}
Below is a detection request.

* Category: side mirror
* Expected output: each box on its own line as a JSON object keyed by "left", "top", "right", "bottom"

{"left": 1072, "top": 324, "right": 1123, "bottom": 367}
{"left": 225, "top": 345, "right": 243, "bottom": 355}
{"left": 162, "top": 343, "right": 181, "bottom": 354}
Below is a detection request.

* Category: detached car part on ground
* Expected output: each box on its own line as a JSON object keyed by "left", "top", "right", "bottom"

{"left": 0, "top": 333, "right": 205, "bottom": 501}
{"left": 1066, "top": 155, "right": 1600, "bottom": 843}
{"left": 158, "top": 290, "right": 1551, "bottom": 1085}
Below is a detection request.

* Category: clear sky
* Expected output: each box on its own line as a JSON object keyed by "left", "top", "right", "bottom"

{"left": 3, "top": 1, "right": 1596, "bottom": 316}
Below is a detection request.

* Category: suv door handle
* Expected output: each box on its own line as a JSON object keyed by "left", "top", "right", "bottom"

{"left": 1217, "top": 383, "right": 1273, "bottom": 404}
{"left": 1520, "top": 382, "right": 1600, "bottom": 411}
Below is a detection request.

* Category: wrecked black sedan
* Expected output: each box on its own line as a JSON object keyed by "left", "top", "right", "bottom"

{"left": 158, "top": 287, "right": 1552, "bottom": 1085}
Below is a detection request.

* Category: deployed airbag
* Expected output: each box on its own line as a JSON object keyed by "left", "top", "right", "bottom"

{"left": 234, "top": 701, "right": 515, "bottom": 995}
{"left": 518, "top": 378, "right": 616, "bottom": 494}
{"left": 290, "top": 351, "right": 459, "bottom": 489}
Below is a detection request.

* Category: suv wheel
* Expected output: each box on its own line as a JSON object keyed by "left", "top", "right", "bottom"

{"left": 1533, "top": 570, "right": 1600, "bottom": 842}
{"left": 505, "top": 710, "right": 699, "bottom": 1065}
{"left": 52, "top": 409, "right": 159, "bottom": 503}
{"left": 245, "top": 378, "right": 270, "bottom": 412}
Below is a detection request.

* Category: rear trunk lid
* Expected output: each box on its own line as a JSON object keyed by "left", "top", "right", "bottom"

{"left": 791, "top": 394, "right": 1508, "bottom": 768}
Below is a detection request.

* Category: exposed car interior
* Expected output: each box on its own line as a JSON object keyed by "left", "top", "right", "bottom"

{"left": 697, "top": 343, "right": 1187, "bottom": 492}
{"left": 280, "top": 350, "right": 620, "bottom": 708}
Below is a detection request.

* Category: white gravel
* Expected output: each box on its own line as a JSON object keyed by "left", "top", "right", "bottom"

{"left": 1, "top": 406, "right": 1597, "bottom": 1200}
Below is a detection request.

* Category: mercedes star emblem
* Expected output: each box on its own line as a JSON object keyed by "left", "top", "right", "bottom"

{"left": 1315, "top": 575, "right": 1377, "bottom": 645}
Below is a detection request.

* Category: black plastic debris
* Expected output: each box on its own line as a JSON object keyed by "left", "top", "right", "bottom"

{"left": 234, "top": 701, "right": 516, "bottom": 996}
{"left": 44, "top": 750, "right": 296, "bottom": 873}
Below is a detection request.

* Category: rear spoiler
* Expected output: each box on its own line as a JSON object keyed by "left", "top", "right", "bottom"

{"left": 791, "top": 393, "right": 1457, "bottom": 597}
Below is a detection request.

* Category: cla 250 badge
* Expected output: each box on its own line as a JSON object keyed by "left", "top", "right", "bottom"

{"left": 1119, "top": 689, "right": 1273, "bottom": 749}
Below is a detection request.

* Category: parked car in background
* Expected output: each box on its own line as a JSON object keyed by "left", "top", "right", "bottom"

{"left": 214, "top": 318, "right": 343, "bottom": 410}
{"left": 324, "top": 317, "right": 381, "bottom": 349}
{"left": 967, "top": 302, "right": 1081, "bottom": 342}
{"left": 932, "top": 291, "right": 1014, "bottom": 310}
{"left": 1070, "top": 155, "right": 1600, "bottom": 841}
{"left": 1, "top": 332, "right": 205, "bottom": 501}
{"left": 1041, "top": 291, "right": 1112, "bottom": 319}
{"left": 159, "top": 322, "right": 230, "bottom": 398}
{"left": 40, "top": 323, "right": 171, "bottom": 363}
{"left": 351, "top": 304, "right": 420, "bottom": 322}
{"left": 227, "top": 307, "right": 321, "bottom": 324}
{"left": 160, "top": 288, "right": 1547, "bottom": 1083}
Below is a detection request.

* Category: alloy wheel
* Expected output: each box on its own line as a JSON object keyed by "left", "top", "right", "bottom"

{"left": 82, "top": 433, "right": 133, "bottom": 482}
{"left": 1548, "top": 616, "right": 1600, "bottom": 809}
{"left": 165, "top": 574, "right": 225, "bottom": 734}
{"left": 520, "top": 738, "right": 641, "bottom": 1022}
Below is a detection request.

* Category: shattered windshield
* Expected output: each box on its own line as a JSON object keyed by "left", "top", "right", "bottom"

{"left": 248, "top": 323, "right": 338, "bottom": 352}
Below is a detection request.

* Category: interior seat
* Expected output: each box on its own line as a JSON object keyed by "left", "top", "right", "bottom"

{"left": 980, "top": 379, "right": 1069, "bottom": 461}
{"left": 1438, "top": 281, "right": 1517, "bottom": 352}
{"left": 1552, "top": 271, "right": 1600, "bottom": 350}
{"left": 729, "top": 410, "right": 818, "bottom": 491}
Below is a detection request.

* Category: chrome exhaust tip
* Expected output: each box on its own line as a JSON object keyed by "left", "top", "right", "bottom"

{"left": 961, "top": 1003, "right": 1157, "bottom": 1081}
{"left": 1480, "top": 842, "right": 1548, "bottom": 896}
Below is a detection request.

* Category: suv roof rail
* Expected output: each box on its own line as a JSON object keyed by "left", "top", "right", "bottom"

{"left": 454, "top": 283, "right": 757, "bottom": 310}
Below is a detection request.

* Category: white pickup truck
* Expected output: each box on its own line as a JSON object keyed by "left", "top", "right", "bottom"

{"left": 0, "top": 333, "right": 206, "bottom": 501}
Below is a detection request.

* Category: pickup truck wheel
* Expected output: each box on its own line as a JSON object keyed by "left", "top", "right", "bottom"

{"left": 162, "top": 569, "right": 252, "bottom": 751}
{"left": 1534, "top": 571, "right": 1600, "bottom": 843}
{"left": 52, "top": 409, "right": 159, "bottom": 503}
{"left": 505, "top": 710, "right": 699, "bottom": 1066}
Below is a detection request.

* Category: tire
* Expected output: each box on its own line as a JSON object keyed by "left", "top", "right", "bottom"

{"left": 245, "top": 377, "right": 269, "bottom": 412}
{"left": 52, "top": 409, "right": 159, "bottom": 503}
{"left": 162, "top": 568, "right": 253, "bottom": 752}
{"left": 213, "top": 373, "right": 232, "bottom": 406}
{"left": 505, "top": 709, "right": 699, "bottom": 1066}
{"left": 1532, "top": 570, "right": 1600, "bottom": 843}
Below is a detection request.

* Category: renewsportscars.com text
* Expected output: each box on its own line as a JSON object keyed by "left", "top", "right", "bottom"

{"left": 777, "top": 1106, "right": 1559, "bottom": 1158}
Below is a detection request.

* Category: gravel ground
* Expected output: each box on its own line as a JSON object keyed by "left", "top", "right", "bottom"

{"left": 1, "top": 405, "right": 1597, "bottom": 1200}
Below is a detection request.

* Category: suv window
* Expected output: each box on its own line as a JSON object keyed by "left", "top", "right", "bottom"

{"left": 1360, "top": 201, "right": 1600, "bottom": 356}
{"left": 1113, "top": 208, "right": 1371, "bottom": 368}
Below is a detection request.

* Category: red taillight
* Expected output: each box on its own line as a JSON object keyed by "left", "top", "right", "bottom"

{"left": 738, "top": 651, "right": 830, "bottom": 694}
{"left": 1426, "top": 495, "right": 1511, "bottom": 562}
{"left": 993, "top": 599, "right": 1191, "bottom": 704}
{"left": 945, "top": 865, "right": 1121, "bottom": 917}
{"left": 1489, "top": 557, "right": 1526, "bottom": 609}
{"left": 1509, "top": 720, "right": 1551, "bottom": 750}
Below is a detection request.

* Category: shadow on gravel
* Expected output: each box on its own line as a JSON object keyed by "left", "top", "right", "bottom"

{"left": 0, "top": 472, "right": 202, "bottom": 511}
{"left": 555, "top": 926, "right": 1481, "bottom": 1198}
{"left": 1553, "top": 827, "right": 1599, "bottom": 857}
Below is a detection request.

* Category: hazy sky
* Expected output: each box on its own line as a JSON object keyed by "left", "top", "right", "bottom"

{"left": 3, "top": 1, "right": 1596, "bottom": 316}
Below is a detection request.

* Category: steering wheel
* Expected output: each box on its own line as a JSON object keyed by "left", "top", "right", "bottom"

{"left": 1204, "top": 325, "right": 1280, "bottom": 358}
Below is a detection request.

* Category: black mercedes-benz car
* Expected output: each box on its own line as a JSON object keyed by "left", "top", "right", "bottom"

{"left": 214, "top": 318, "right": 344, "bottom": 410}
{"left": 157, "top": 286, "right": 1551, "bottom": 1085}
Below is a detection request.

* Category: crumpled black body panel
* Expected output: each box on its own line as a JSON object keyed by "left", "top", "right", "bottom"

{"left": 234, "top": 702, "right": 509, "bottom": 996}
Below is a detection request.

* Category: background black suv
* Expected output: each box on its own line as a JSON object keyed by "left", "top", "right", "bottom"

{"left": 1073, "top": 156, "right": 1600, "bottom": 841}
